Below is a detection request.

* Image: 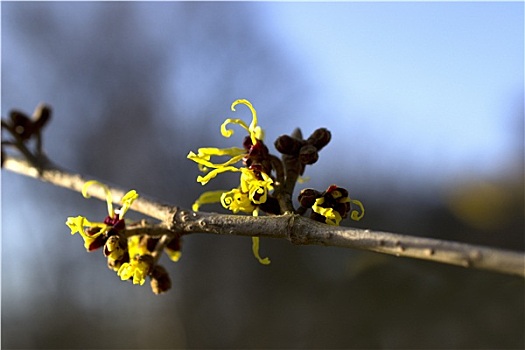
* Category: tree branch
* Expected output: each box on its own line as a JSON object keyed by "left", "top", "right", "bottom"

{"left": 3, "top": 154, "right": 524, "bottom": 277}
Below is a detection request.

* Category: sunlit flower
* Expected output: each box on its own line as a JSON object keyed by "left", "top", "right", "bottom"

{"left": 65, "top": 180, "right": 139, "bottom": 251}
{"left": 187, "top": 99, "right": 272, "bottom": 264}
{"left": 187, "top": 99, "right": 269, "bottom": 186}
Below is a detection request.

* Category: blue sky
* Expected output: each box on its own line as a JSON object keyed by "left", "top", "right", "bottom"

{"left": 2, "top": 2, "right": 522, "bottom": 193}
{"left": 263, "top": 2, "right": 523, "bottom": 189}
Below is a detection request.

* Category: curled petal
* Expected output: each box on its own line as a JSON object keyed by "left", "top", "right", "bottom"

{"left": 230, "top": 99, "right": 264, "bottom": 143}
{"left": 220, "top": 188, "right": 256, "bottom": 214}
{"left": 239, "top": 168, "right": 273, "bottom": 204}
{"left": 82, "top": 180, "right": 114, "bottom": 217}
{"left": 119, "top": 190, "right": 139, "bottom": 217}
{"left": 197, "top": 147, "right": 245, "bottom": 158}
{"left": 252, "top": 237, "right": 270, "bottom": 265}
{"left": 192, "top": 190, "right": 228, "bottom": 211}
{"left": 350, "top": 199, "right": 365, "bottom": 221}
{"left": 220, "top": 118, "right": 250, "bottom": 138}
{"left": 250, "top": 209, "right": 270, "bottom": 265}
{"left": 188, "top": 150, "right": 244, "bottom": 170}
{"left": 196, "top": 166, "right": 241, "bottom": 185}
{"left": 312, "top": 198, "right": 343, "bottom": 226}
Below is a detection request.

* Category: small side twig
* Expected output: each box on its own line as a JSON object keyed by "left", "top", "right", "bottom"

{"left": 3, "top": 154, "right": 524, "bottom": 277}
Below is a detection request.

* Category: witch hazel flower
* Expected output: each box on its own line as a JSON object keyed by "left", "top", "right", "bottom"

{"left": 66, "top": 180, "right": 138, "bottom": 252}
{"left": 187, "top": 99, "right": 274, "bottom": 264}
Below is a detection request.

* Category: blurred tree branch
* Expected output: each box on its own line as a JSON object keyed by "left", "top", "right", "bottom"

{"left": 4, "top": 154, "right": 524, "bottom": 278}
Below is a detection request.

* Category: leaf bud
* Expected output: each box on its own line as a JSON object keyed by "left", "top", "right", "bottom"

{"left": 32, "top": 104, "right": 52, "bottom": 130}
{"left": 9, "top": 111, "right": 34, "bottom": 140}
{"left": 299, "top": 144, "right": 319, "bottom": 165}
{"left": 298, "top": 188, "right": 321, "bottom": 208}
{"left": 150, "top": 265, "right": 172, "bottom": 295}
{"left": 274, "top": 134, "right": 303, "bottom": 155}
{"left": 307, "top": 128, "right": 331, "bottom": 151}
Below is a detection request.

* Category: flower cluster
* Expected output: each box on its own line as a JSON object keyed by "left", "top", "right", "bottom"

{"left": 61, "top": 99, "right": 365, "bottom": 293}
{"left": 66, "top": 181, "right": 181, "bottom": 294}
{"left": 188, "top": 99, "right": 365, "bottom": 264}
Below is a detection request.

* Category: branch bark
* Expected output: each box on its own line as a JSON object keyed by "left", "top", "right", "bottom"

{"left": 3, "top": 155, "right": 524, "bottom": 277}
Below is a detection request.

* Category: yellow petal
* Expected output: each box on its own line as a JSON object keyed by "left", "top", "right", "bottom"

{"left": 120, "top": 190, "right": 139, "bottom": 217}
{"left": 197, "top": 147, "right": 245, "bottom": 157}
{"left": 230, "top": 99, "right": 264, "bottom": 143}
{"left": 220, "top": 118, "right": 249, "bottom": 138}
{"left": 66, "top": 216, "right": 87, "bottom": 235}
{"left": 252, "top": 237, "right": 270, "bottom": 265}
{"left": 165, "top": 248, "right": 182, "bottom": 262}
{"left": 196, "top": 166, "right": 241, "bottom": 185}
{"left": 82, "top": 180, "right": 114, "bottom": 217}
{"left": 188, "top": 150, "right": 244, "bottom": 170}
{"left": 192, "top": 190, "right": 228, "bottom": 211}
{"left": 312, "top": 198, "right": 342, "bottom": 225}
{"left": 220, "top": 188, "right": 256, "bottom": 214}
{"left": 350, "top": 199, "right": 365, "bottom": 221}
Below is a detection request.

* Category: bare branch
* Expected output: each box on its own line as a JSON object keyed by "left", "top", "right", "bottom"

{"left": 3, "top": 154, "right": 524, "bottom": 277}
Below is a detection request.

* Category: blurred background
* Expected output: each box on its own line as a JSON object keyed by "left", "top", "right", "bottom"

{"left": 1, "top": 2, "right": 523, "bottom": 348}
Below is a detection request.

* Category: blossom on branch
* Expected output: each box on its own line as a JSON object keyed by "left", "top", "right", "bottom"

{"left": 188, "top": 99, "right": 272, "bottom": 265}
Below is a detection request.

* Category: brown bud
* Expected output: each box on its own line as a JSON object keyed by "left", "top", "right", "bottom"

{"left": 299, "top": 144, "right": 319, "bottom": 165}
{"left": 307, "top": 128, "right": 331, "bottom": 151}
{"left": 150, "top": 265, "right": 172, "bottom": 294}
{"left": 274, "top": 134, "right": 304, "bottom": 155}
{"left": 298, "top": 188, "right": 321, "bottom": 208}
{"left": 9, "top": 111, "right": 34, "bottom": 140}
{"left": 32, "top": 104, "right": 52, "bottom": 130}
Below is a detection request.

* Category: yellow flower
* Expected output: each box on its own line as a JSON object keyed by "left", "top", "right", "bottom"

{"left": 187, "top": 99, "right": 266, "bottom": 186}
{"left": 66, "top": 181, "right": 139, "bottom": 251}
{"left": 127, "top": 235, "right": 150, "bottom": 258}
{"left": 187, "top": 100, "right": 272, "bottom": 265}
{"left": 220, "top": 188, "right": 257, "bottom": 214}
{"left": 239, "top": 168, "right": 273, "bottom": 204}
{"left": 117, "top": 255, "right": 152, "bottom": 285}
{"left": 66, "top": 215, "right": 109, "bottom": 251}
